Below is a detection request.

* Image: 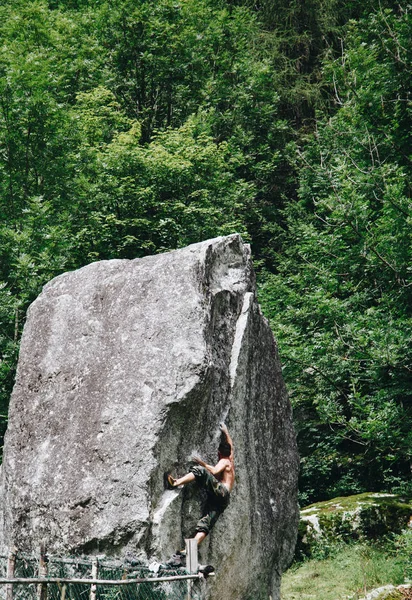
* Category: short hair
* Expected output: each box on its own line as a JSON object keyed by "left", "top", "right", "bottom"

{"left": 218, "top": 441, "right": 231, "bottom": 457}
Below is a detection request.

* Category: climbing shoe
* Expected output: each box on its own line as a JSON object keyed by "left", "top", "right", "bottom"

{"left": 166, "top": 552, "right": 186, "bottom": 568}
{"left": 199, "top": 564, "right": 215, "bottom": 576}
{"left": 164, "top": 472, "right": 176, "bottom": 490}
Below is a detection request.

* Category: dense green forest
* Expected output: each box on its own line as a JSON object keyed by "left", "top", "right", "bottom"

{"left": 0, "top": 0, "right": 410, "bottom": 504}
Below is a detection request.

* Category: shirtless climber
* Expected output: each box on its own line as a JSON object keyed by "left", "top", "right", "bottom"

{"left": 166, "top": 423, "right": 234, "bottom": 562}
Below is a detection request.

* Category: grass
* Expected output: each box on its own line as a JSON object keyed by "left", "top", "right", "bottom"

{"left": 280, "top": 541, "right": 408, "bottom": 600}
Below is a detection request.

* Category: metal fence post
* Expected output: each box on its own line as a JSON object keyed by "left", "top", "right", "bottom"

{"left": 6, "top": 548, "right": 16, "bottom": 600}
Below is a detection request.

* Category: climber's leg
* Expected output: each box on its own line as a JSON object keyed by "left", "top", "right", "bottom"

{"left": 168, "top": 472, "right": 195, "bottom": 487}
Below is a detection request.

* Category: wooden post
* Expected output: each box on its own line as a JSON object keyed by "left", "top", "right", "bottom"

{"left": 90, "top": 557, "right": 98, "bottom": 600}
{"left": 6, "top": 548, "right": 17, "bottom": 600}
{"left": 185, "top": 539, "right": 198, "bottom": 575}
{"left": 37, "top": 544, "right": 48, "bottom": 600}
{"left": 185, "top": 539, "right": 198, "bottom": 600}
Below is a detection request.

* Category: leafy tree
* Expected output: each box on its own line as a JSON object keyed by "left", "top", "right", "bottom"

{"left": 93, "top": 0, "right": 294, "bottom": 265}
{"left": 259, "top": 7, "right": 412, "bottom": 503}
{"left": 0, "top": 0, "right": 260, "bottom": 446}
{"left": 96, "top": 0, "right": 266, "bottom": 140}
{"left": 0, "top": 285, "right": 19, "bottom": 445}
{"left": 69, "top": 108, "right": 252, "bottom": 261}
{"left": 0, "top": 0, "right": 106, "bottom": 444}
{"left": 0, "top": 0, "right": 410, "bottom": 506}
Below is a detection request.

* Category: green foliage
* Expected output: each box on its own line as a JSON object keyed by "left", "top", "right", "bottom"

{"left": 0, "top": 0, "right": 410, "bottom": 507}
{"left": 259, "top": 7, "right": 412, "bottom": 502}
{"left": 96, "top": 0, "right": 267, "bottom": 139}
{"left": 282, "top": 538, "right": 408, "bottom": 600}
{"left": 0, "top": 0, "right": 262, "bottom": 451}
{"left": 0, "top": 285, "right": 19, "bottom": 442}
{"left": 0, "top": 2, "right": 107, "bottom": 448}
{"left": 393, "top": 528, "right": 412, "bottom": 583}
{"left": 297, "top": 493, "right": 412, "bottom": 561}
{"left": 93, "top": 0, "right": 294, "bottom": 262}
{"left": 69, "top": 112, "right": 252, "bottom": 260}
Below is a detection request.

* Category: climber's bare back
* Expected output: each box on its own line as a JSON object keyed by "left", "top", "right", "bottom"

{"left": 216, "top": 456, "right": 235, "bottom": 492}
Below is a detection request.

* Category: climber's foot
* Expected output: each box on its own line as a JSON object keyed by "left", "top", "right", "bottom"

{"left": 164, "top": 472, "right": 176, "bottom": 490}
{"left": 166, "top": 552, "right": 186, "bottom": 568}
{"left": 199, "top": 564, "right": 215, "bottom": 577}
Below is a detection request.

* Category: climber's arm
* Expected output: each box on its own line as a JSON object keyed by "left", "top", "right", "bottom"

{"left": 209, "top": 458, "right": 229, "bottom": 476}
{"left": 193, "top": 456, "right": 213, "bottom": 470}
{"left": 220, "top": 423, "right": 234, "bottom": 458}
{"left": 193, "top": 456, "right": 228, "bottom": 476}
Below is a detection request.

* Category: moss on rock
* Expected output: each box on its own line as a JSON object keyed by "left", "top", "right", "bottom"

{"left": 374, "top": 591, "right": 403, "bottom": 600}
{"left": 296, "top": 493, "right": 412, "bottom": 559}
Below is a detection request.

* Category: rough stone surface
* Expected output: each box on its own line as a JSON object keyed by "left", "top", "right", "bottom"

{"left": 297, "top": 493, "right": 412, "bottom": 559}
{"left": 0, "top": 234, "right": 299, "bottom": 600}
{"left": 358, "top": 585, "right": 412, "bottom": 600}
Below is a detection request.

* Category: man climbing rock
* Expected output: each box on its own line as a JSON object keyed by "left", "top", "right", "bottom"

{"left": 166, "top": 423, "right": 235, "bottom": 564}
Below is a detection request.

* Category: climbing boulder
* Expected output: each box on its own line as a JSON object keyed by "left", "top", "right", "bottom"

{"left": 0, "top": 234, "right": 299, "bottom": 600}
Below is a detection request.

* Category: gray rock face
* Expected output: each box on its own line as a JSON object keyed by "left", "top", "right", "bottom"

{"left": 0, "top": 234, "right": 299, "bottom": 600}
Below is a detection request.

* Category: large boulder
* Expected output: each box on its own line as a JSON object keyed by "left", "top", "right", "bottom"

{"left": 0, "top": 234, "right": 299, "bottom": 600}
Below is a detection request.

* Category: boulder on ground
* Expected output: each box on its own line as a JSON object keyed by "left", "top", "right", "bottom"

{"left": 297, "top": 492, "right": 412, "bottom": 559}
{"left": 359, "top": 584, "right": 411, "bottom": 600}
{"left": 0, "top": 234, "right": 299, "bottom": 600}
